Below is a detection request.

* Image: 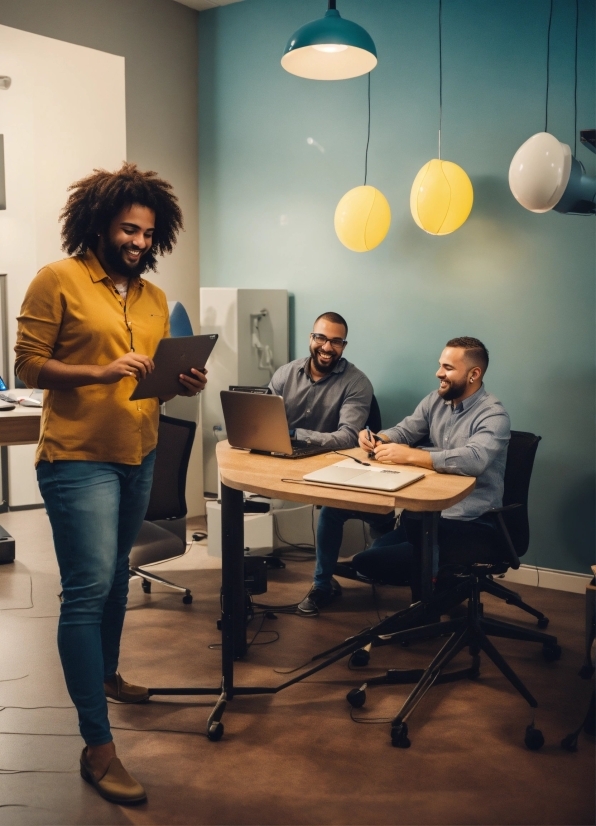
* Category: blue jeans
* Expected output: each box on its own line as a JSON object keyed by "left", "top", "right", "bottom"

{"left": 314, "top": 506, "right": 397, "bottom": 591}
{"left": 37, "top": 451, "right": 156, "bottom": 746}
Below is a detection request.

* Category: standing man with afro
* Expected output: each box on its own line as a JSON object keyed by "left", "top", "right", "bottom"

{"left": 15, "top": 163, "right": 206, "bottom": 805}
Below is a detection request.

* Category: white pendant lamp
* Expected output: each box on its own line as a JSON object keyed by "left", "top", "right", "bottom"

{"left": 281, "top": 0, "right": 377, "bottom": 81}
{"left": 508, "top": 2, "right": 595, "bottom": 216}
{"left": 509, "top": 132, "right": 596, "bottom": 215}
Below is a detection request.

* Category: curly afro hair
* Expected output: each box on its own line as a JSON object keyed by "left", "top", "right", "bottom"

{"left": 60, "top": 162, "right": 183, "bottom": 271}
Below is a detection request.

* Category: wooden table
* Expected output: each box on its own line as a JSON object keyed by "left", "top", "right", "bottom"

{"left": 150, "top": 442, "right": 475, "bottom": 740}
{"left": 217, "top": 441, "right": 475, "bottom": 655}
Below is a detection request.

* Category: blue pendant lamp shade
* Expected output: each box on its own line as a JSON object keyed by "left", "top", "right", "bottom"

{"left": 281, "top": 1, "right": 377, "bottom": 81}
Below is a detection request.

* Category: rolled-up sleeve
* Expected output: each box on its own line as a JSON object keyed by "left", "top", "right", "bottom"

{"left": 431, "top": 411, "right": 510, "bottom": 477}
{"left": 295, "top": 376, "right": 373, "bottom": 449}
{"left": 15, "top": 267, "right": 64, "bottom": 389}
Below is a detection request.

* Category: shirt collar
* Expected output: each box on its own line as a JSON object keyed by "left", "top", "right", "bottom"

{"left": 80, "top": 249, "right": 146, "bottom": 288}
{"left": 447, "top": 383, "right": 487, "bottom": 413}
{"left": 300, "top": 356, "right": 348, "bottom": 380}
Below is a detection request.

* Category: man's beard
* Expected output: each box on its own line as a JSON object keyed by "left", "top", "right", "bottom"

{"left": 101, "top": 238, "right": 151, "bottom": 279}
{"left": 438, "top": 378, "right": 468, "bottom": 402}
{"left": 309, "top": 345, "right": 340, "bottom": 374}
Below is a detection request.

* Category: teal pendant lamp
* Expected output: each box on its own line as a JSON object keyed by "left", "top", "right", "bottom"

{"left": 281, "top": 0, "right": 377, "bottom": 81}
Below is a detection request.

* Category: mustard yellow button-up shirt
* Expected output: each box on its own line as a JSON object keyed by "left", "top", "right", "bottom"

{"left": 15, "top": 251, "right": 170, "bottom": 465}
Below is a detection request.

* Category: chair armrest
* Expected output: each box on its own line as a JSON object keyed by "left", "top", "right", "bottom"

{"left": 482, "top": 505, "right": 522, "bottom": 570}
{"left": 485, "top": 504, "right": 522, "bottom": 514}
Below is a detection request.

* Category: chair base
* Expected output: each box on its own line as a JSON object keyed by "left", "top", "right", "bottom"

{"left": 346, "top": 574, "right": 560, "bottom": 748}
{"left": 129, "top": 568, "right": 193, "bottom": 605}
{"left": 480, "top": 575, "right": 549, "bottom": 627}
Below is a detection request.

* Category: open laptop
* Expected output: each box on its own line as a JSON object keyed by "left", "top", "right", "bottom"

{"left": 220, "top": 390, "right": 329, "bottom": 458}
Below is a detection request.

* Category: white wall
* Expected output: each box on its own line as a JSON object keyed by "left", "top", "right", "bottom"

{"left": 0, "top": 24, "right": 126, "bottom": 506}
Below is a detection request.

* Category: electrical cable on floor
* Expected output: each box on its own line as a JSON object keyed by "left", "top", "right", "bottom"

{"left": 349, "top": 708, "right": 392, "bottom": 724}
{"left": 111, "top": 725, "right": 209, "bottom": 738}
{"left": 208, "top": 607, "right": 280, "bottom": 650}
{"left": 272, "top": 512, "right": 315, "bottom": 553}
{"left": 0, "top": 768, "right": 78, "bottom": 774}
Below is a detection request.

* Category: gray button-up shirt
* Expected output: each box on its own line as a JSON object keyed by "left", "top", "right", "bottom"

{"left": 381, "top": 385, "right": 510, "bottom": 520}
{"left": 269, "top": 357, "right": 373, "bottom": 449}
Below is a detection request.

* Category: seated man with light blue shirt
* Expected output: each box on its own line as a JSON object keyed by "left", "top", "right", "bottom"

{"left": 301, "top": 336, "right": 510, "bottom": 614}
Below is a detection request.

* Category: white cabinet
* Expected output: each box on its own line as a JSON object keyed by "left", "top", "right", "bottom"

{"left": 200, "top": 288, "right": 288, "bottom": 494}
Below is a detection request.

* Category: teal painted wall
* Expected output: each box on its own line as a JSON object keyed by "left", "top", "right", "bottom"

{"left": 199, "top": 0, "right": 595, "bottom": 574}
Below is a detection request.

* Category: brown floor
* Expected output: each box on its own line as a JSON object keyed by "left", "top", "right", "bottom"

{"left": 0, "top": 509, "right": 593, "bottom": 826}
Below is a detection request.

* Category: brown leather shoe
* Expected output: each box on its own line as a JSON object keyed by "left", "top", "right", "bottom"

{"left": 80, "top": 748, "right": 147, "bottom": 805}
{"left": 104, "top": 673, "right": 149, "bottom": 704}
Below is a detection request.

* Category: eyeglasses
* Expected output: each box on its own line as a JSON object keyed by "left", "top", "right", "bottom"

{"left": 310, "top": 333, "right": 347, "bottom": 349}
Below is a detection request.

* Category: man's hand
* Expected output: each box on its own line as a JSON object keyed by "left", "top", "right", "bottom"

{"left": 374, "top": 441, "right": 434, "bottom": 469}
{"left": 177, "top": 368, "right": 208, "bottom": 397}
{"left": 100, "top": 353, "right": 155, "bottom": 384}
{"left": 358, "top": 429, "right": 389, "bottom": 451}
{"left": 358, "top": 429, "right": 376, "bottom": 451}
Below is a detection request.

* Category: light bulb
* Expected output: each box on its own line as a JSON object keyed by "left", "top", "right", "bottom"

{"left": 312, "top": 44, "right": 348, "bottom": 53}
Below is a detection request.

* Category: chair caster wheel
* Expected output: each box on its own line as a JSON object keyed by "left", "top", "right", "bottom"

{"left": 542, "top": 643, "right": 562, "bottom": 662}
{"left": 537, "top": 616, "right": 549, "bottom": 629}
{"left": 141, "top": 580, "right": 151, "bottom": 594}
{"left": 347, "top": 687, "right": 366, "bottom": 708}
{"left": 182, "top": 593, "right": 193, "bottom": 605}
{"left": 391, "top": 722, "right": 410, "bottom": 749}
{"left": 207, "top": 721, "right": 224, "bottom": 741}
{"left": 524, "top": 723, "right": 544, "bottom": 750}
{"left": 349, "top": 648, "right": 370, "bottom": 667}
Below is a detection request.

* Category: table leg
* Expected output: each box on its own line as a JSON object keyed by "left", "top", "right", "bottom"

{"left": 220, "top": 482, "right": 246, "bottom": 695}
{"left": 420, "top": 511, "right": 439, "bottom": 603}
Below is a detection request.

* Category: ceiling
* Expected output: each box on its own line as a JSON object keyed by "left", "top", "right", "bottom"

{"left": 172, "top": 0, "right": 244, "bottom": 11}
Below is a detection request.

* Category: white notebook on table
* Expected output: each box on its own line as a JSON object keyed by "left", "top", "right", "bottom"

{"left": 303, "top": 459, "right": 425, "bottom": 492}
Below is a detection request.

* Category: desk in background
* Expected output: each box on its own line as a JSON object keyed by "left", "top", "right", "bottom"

{"left": 0, "top": 405, "right": 41, "bottom": 447}
{"left": 0, "top": 405, "right": 41, "bottom": 561}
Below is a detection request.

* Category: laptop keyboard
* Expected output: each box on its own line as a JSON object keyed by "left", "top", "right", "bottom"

{"left": 290, "top": 439, "right": 322, "bottom": 457}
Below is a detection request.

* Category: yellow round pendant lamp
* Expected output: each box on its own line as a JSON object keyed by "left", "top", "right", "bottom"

{"left": 281, "top": 0, "right": 377, "bottom": 81}
{"left": 410, "top": 159, "right": 473, "bottom": 235}
{"left": 410, "top": 0, "right": 473, "bottom": 235}
{"left": 335, "top": 185, "right": 391, "bottom": 252}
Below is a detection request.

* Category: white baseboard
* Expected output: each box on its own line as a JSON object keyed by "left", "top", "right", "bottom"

{"left": 500, "top": 564, "right": 592, "bottom": 594}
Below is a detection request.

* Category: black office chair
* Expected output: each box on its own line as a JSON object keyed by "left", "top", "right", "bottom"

{"left": 129, "top": 414, "right": 196, "bottom": 605}
{"left": 365, "top": 394, "right": 382, "bottom": 434}
{"left": 346, "top": 430, "right": 561, "bottom": 748}
{"left": 476, "top": 431, "right": 549, "bottom": 627}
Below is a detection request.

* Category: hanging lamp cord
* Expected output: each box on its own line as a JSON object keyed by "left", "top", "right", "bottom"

{"left": 328, "top": 0, "right": 337, "bottom": 10}
{"left": 573, "top": 0, "right": 579, "bottom": 157}
{"left": 545, "top": 0, "right": 553, "bottom": 133}
{"left": 438, "top": 0, "right": 443, "bottom": 159}
{"left": 364, "top": 72, "right": 371, "bottom": 185}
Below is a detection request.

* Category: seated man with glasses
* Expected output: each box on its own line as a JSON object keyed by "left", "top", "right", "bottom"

{"left": 269, "top": 312, "right": 394, "bottom": 615}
